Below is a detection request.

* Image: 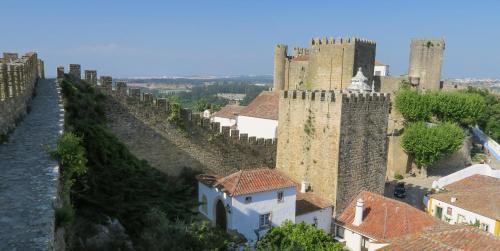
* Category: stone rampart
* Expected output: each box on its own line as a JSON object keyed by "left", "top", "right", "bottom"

{"left": 0, "top": 52, "right": 44, "bottom": 140}
{"left": 104, "top": 85, "right": 277, "bottom": 169}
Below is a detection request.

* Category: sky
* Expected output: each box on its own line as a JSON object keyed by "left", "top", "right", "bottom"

{"left": 1, "top": 0, "right": 499, "bottom": 78}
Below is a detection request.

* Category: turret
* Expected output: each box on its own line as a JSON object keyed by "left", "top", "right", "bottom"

{"left": 273, "top": 44, "right": 288, "bottom": 92}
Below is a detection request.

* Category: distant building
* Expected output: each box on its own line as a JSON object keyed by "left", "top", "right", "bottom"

{"left": 427, "top": 174, "right": 500, "bottom": 236}
{"left": 374, "top": 60, "right": 389, "bottom": 76}
{"left": 197, "top": 169, "right": 332, "bottom": 243}
{"left": 216, "top": 93, "right": 246, "bottom": 105}
{"left": 334, "top": 191, "right": 439, "bottom": 251}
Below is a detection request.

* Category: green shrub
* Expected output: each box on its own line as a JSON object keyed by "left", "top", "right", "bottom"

{"left": 55, "top": 203, "right": 75, "bottom": 227}
{"left": 256, "top": 221, "right": 344, "bottom": 251}
{"left": 394, "top": 173, "right": 404, "bottom": 180}
{"left": 395, "top": 89, "right": 433, "bottom": 122}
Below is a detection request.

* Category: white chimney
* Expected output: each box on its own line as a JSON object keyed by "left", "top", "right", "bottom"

{"left": 300, "top": 181, "right": 309, "bottom": 193}
{"left": 353, "top": 198, "right": 364, "bottom": 226}
{"left": 451, "top": 197, "right": 457, "bottom": 203}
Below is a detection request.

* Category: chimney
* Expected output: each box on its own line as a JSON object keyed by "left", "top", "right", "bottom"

{"left": 353, "top": 198, "right": 364, "bottom": 226}
{"left": 451, "top": 197, "right": 457, "bottom": 203}
{"left": 300, "top": 181, "right": 309, "bottom": 193}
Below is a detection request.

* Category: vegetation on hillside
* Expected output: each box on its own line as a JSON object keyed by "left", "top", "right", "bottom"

{"left": 255, "top": 221, "right": 344, "bottom": 251}
{"left": 59, "top": 77, "right": 227, "bottom": 250}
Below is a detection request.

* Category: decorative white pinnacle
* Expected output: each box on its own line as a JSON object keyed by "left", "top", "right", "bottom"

{"left": 348, "top": 67, "right": 372, "bottom": 92}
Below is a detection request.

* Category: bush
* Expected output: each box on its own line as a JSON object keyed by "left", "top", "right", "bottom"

{"left": 394, "top": 173, "right": 404, "bottom": 180}
{"left": 402, "top": 122, "right": 465, "bottom": 168}
{"left": 255, "top": 221, "right": 344, "bottom": 251}
{"left": 55, "top": 203, "right": 75, "bottom": 227}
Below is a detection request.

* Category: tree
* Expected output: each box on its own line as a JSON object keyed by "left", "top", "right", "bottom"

{"left": 255, "top": 221, "right": 344, "bottom": 251}
{"left": 395, "top": 89, "right": 433, "bottom": 123}
{"left": 430, "top": 91, "right": 486, "bottom": 126}
{"left": 194, "top": 98, "right": 211, "bottom": 112}
{"left": 464, "top": 87, "right": 500, "bottom": 141}
{"left": 402, "top": 122, "right": 464, "bottom": 175}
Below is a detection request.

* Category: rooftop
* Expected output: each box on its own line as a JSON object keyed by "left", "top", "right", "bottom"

{"left": 375, "top": 60, "right": 386, "bottom": 66}
{"left": 379, "top": 224, "right": 500, "bottom": 251}
{"left": 296, "top": 189, "right": 332, "bottom": 216}
{"left": 239, "top": 91, "right": 279, "bottom": 120}
{"left": 430, "top": 174, "right": 500, "bottom": 220}
{"left": 210, "top": 169, "right": 297, "bottom": 196}
{"left": 336, "top": 191, "right": 439, "bottom": 241}
{"left": 213, "top": 105, "right": 245, "bottom": 119}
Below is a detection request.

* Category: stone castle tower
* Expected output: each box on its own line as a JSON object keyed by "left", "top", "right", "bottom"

{"left": 274, "top": 37, "right": 376, "bottom": 92}
{"left": 408, "top": 38, "right": 445, "bottom": 90}
{"left": 276, "top": 66, "right": 390, "bottom": 215}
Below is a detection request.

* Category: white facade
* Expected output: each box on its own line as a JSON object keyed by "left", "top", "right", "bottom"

{"left": 198, "top": 182, "right": 296, "bottom": 243}
{"left": 212, "top": 116, "right": 236, "bottom": 130}
{"left": 429, "top": 198, "right": 498, "bottom": 236}
{"left": 295, "top": 207, "right": 332, "bottom": 233}
{"left": 432, "top": 163, "right": 500, "bottom": 189}
{"left": 374, "top": 65, "right": 389, "bottom": 76}
{"left": 334, "top": 225, "right": 388, "bottom": 251}
{"left": 237, "top": 115, "right": 278, "bottom": 139}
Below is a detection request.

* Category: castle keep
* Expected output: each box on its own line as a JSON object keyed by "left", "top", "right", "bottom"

{"left": 408, "top": 38, "right": 445, "bottom": 90}
{"left": 274, "top": 37, "right": 376, "bottom": 91}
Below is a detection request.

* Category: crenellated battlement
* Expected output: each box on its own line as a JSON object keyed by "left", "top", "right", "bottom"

{"left": 310, "top": 37, "right": 376, "bottom": 46}
{"left": 411, "top": 38, "right": 445, "bottom": 47}
{"left": 281, "top": 90, "right": 390, "bottom": 102}
{"left": 292, "top": 47, "right": 309, "bottom": 57}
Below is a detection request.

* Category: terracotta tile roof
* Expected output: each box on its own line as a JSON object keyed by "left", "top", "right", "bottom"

{"left": 431, "top": 174, "right": 500, "bottom": 220}
{"left": 213, "top": 105, "right": 244, "bottom": 119}
{"left": 239, "top": 91, "right": 279, "bottom": 120}
{"left": 296, "top": 189, "right": 332, "bottom": 216}
{"left": 375, "top": 60, "right": 386, "bottom": 66}
{"left": 214, "top": 169, "right": 296, "bottom": 196}
{"left": 196, "top": 174, "right": 221, "bottom": 187}
{"left": 336, "top": 191, "right": 439, "bottom": 241}
{"left": 379, "top": 224, "right": 500, "bottom": 251}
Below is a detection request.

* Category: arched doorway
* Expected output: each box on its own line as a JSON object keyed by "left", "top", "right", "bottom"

{"left": 215, "top": 200, "right": 227, "bottom": 230}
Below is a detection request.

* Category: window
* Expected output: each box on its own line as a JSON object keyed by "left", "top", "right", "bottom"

{"left": 277, "top": 191, "right": 284, "bottom": 203}
{"left": 375, "top": 70, "right": 382, "bottom": 76}
{"left": 245, "top": 196, "right": 252, "bottom": 204}
{"left": 361, "top": 236, "right": 369, "bottom": 251}
{"left": 447, "top": 207, "right": 452, "bottom": 215}
{"left": 335, "top": 225, "right": 345, "bottom": 239}
{"left": 201, "top": 195, "right": 208, "bottom": 214}
{"left": 457, "top": 214, "right": 466, "bottom": 224}
{"left": 313, "top": 217, "right": 318, "bottom": 228}
{"left": 259, "top": 213, "right": 271, "bottom": 228}
{"left": 481, "top": 223, "right": 489, "bottom": 232}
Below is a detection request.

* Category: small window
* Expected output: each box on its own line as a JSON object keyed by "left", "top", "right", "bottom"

{"left": 447, "top": 207, "right": 452, "bottom": 215}
{"left": 277, "top": 191, "right": 284, "bottom": 203}
{"left": 481, "top": 223, "right": 489, "bottom": 232}
{"left": 245, "top": 196, "right": 252, "bottom": 204}
{"left": 313, "top": 217, "right": 318, "bottom": 228}
{"left": 259, "top": 213, "right": 271, "bottom": 228}
{"left": 335, "top": 226, "right": 345, "bottom": 239}
{"left": 457, "top": 214, "right": 466, "bottom": 224}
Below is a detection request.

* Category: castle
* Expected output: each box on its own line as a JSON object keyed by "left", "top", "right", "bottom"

{"left": 0, "top": 52, "right": 44, "bottom": 138}
{"left": 273, "top": 37, "right": 390, "bottom": 215}
{"left": 274, "top": 37, "right": 376, "bottom": 91}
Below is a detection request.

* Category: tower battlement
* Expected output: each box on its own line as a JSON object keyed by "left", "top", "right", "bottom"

{"left": 281, "top": 90, "right": 390, "bottom": 102}
{"left": 292, "top": 47, "right": 309, "bottom": 57}
{"left": 310, "top": 37, "right": 376, "bottom": 46}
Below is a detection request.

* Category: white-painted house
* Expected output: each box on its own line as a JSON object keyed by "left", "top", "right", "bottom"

{"left": 428, "top": 174, "right": 500, "bottom": 236}
{"left": 374, "top": 60, "right": 389, "bottom": 76}
{"left": 236, "top": 91, "right": 279, "bottom": 139}
{"left": 197, "top": 169, "right": 332, "bottom": 243}
{"left": 212, "top": 105, "right": 244, "bottom": 129}
{"left": 334, "top": 191, "right": 439, "bottom": 251}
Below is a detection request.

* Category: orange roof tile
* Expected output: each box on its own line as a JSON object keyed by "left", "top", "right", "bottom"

{"left": 213, "top": 105, "right": 245, "bottom": 119}
{"left": 239, "top": 91, "right": 279, "bottom": 120}
{"left": 375, "top": 60, "right": 386, "bottom": 66}
{"left": 336, "top": 191, "right": 439, "bottom": 241}
{"left": 431, "top": 175, "right": 500, "bottom": 220}
{"left": 215, "top": 169, "right": 296, "bottom": 196}
{"left": 296, "top": 190, "right": 332, "bottom": 216}
{"left": 379, "top": 224, "right": 500, "bottom": 251}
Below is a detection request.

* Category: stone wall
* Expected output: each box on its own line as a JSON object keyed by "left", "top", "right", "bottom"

{"left": 84, "top": 70, "right": 97, "bottom": 86}
{"left": 104, "top": 84, "right": 277, "bottom": 175}
{"left": 274, "top": 37, "right": 376, "bottom": 92}
{"left": 69, "top": 64, "right": 81, "bottom": 79}
{"left": 276, "top": 90, "right": 390, "bottom": 215}
{"left": 408, "top": 38, "right": 445, "bottom": 90}
{"left": 0, "top": 52, "right": 44, "bottom": 140}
